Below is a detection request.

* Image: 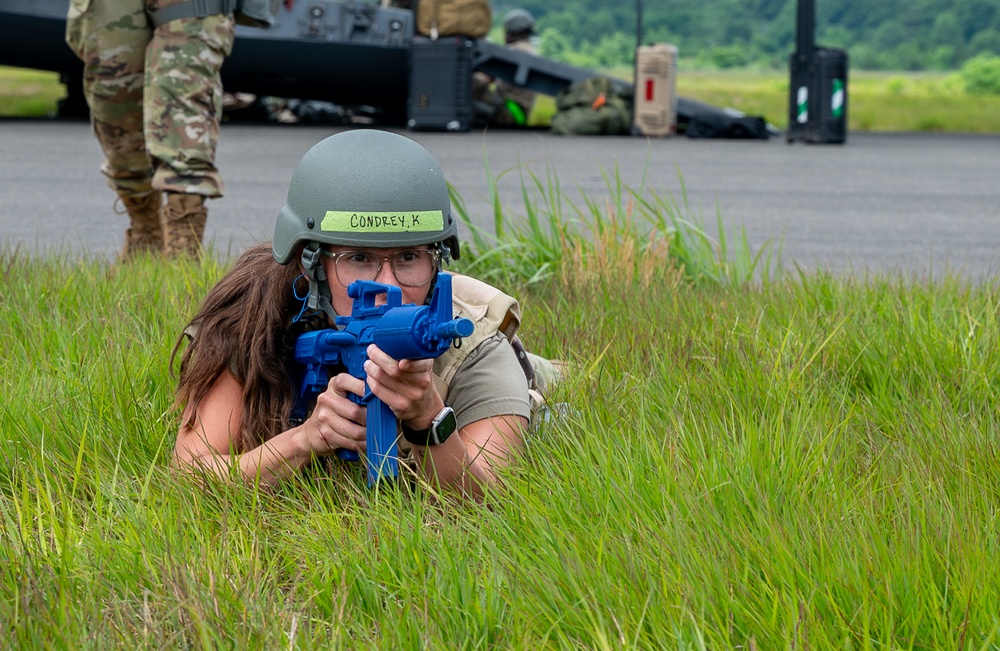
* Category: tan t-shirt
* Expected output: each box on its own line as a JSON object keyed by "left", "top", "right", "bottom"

{"left": 446, "top": 332, "right": 531, "bottom": 429}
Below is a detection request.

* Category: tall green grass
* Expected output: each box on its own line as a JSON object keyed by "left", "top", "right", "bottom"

{"left": 449, "top": 157, "right": 777, "bottom": 291}
{"left": 3, "top": 180, "right": 1000, "bottom": 648}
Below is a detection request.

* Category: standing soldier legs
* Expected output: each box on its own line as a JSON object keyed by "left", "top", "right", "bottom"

{"left": 66, "top": 0, "right": 160, "bottom": 260}
{"left": 162, "top": 192, "right": 207, "bottom": 258}
{"left": 66, "top": 0, "right": 234, "bottom": 260}
{"left": 146, "top": 14, "right": 235, "bottom": 259}
{"left": 119, "top": 190, "right": 164, "bottom": 259}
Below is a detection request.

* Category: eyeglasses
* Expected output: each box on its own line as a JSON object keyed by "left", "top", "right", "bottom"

{"left": 322, "top": 249, "right": 440, "bottom": 287}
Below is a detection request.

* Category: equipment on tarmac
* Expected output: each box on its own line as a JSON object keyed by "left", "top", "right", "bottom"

{"left": 407, "top": 36, "right": 475, "bottom": 131}
{"left": 786, "top": 0, "right": 848, "bottom": 144}
{"left": 0, "top": 0, "right": 747, "bottom": 132}
{"left": 550, "top": 76, "right": 633, "bottom": 136}
{"left": 633, "top": 43, "right": 677, "bottom": 137}
{"left": 416, "top": 0, "right": 491, "bottom": 40}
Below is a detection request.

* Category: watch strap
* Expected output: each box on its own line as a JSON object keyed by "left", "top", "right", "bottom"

{"left": 402, "top": 406, "right": 456, "bottom": 446}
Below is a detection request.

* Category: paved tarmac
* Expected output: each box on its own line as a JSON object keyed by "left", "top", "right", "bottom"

{"left": 1, "top": 118, "right": 998, "bottom": 281}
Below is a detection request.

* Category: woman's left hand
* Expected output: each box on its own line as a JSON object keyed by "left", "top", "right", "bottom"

{"left": 363, "top": 344, "right": 443, "bottom": 430}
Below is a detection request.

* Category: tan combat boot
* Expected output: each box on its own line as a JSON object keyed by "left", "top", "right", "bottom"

{"left": 162, "top": 192, "right": 208, "bottom": 259}
{"left": 118, "top": 191, "right": 163, "bottom": 261}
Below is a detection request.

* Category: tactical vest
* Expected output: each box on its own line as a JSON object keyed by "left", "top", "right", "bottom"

{"left": 432, "top": 273, "right": 544, "bottom": 412}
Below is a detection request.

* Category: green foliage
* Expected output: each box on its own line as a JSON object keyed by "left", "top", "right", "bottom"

{"left": 536, "top": 27, "right": 589, "bottom": 68}
{"left": 496, "top": 0, "right": 1000, "bottom": 71}
{"left": 961, "top": 53, "right": 1000, "bottom": 95}
{"left": 0, "top": 66, "right": 65, "bottom": 117}
{"left": 928, "top": 45, "right": 958, "bottom": 71}
{"left": 969, "top": 28, "right": 1000, "bottom": 57}
{"left": 705, "top": 44, "right": 752, "bottom": 69}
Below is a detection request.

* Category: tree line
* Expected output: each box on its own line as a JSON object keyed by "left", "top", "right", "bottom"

{"left": 490, "top": 0, "right": 1000, "bottom": 71}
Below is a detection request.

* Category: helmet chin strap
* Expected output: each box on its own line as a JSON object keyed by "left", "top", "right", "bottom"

{"left": 299, "top": 242, "right": 339, "bottom": 324}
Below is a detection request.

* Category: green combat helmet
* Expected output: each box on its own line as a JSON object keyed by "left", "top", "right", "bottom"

{"left": 502, "top": 8, "right": 536, "bottom": 37}
{"left": 272, "top": 129, "right": 461, "bottom": 320}
{"left": 273, "top": 129, "right": 460, "bottom": 263}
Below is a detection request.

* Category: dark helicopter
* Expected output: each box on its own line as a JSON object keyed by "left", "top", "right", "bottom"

{"left": 0, "top": 0, "right": 730, "bottom": 130}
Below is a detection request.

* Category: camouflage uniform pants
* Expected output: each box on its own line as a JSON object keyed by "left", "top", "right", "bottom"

{"left": 66, "top": 0, "right": 235, "bottom": 198}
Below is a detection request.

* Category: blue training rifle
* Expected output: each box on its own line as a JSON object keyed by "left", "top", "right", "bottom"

{"left": 293, "top": 272, "right": 473, "bottom": 486}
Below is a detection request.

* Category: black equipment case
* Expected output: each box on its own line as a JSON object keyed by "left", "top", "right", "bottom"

{"left": 787, "top": 47, "right": 848, "bottom": 144}
{"left": 786, "top": 0, "right": 848, "bottom": 144}
{"left": 407, "top": 35, "right": 474, "bottom": 132}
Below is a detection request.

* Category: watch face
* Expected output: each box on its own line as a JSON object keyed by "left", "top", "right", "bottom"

{"left": 433, "top": 408, "right": 457, "bottom": 445}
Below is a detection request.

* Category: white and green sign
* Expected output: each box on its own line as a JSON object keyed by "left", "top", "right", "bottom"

{"left": 831, "top": 79, "right": 845, "bottom": 118}
{"left": 796, "top": 86, "right": 809, "bottom": 124}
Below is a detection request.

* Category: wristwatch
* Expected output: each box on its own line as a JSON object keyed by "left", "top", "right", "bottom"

{"left": 402, "top": 406, "right": 457, "bottom": 446}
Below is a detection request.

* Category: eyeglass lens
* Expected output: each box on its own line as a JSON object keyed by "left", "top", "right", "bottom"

{"left": 334, "top": 250, "right": 436, "bottom": 287}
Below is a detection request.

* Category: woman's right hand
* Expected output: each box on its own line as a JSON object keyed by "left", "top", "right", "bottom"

{"left": 301, "top": 372, "right": 367, "bottom": 456}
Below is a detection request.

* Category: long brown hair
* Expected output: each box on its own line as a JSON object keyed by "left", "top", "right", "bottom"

{"left": 171, "top": 242, "right": 315, "bottom": 451}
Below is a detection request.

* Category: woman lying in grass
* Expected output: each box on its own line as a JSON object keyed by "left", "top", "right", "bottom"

{"left": 171, "top": 130, "right": 555, "bottom": 500}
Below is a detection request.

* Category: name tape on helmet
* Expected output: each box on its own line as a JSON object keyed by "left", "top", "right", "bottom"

{"left": 321, "top": 210, "right": 444, "bottom": 233}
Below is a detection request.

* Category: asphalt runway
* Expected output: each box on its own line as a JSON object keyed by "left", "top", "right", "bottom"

{"left": 2, "top": 118, "right": 998, "bottom": 281}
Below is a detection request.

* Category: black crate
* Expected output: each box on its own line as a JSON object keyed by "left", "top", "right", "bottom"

{"left": 407, "top": 36, "right": 474, "bottom": 132}
{"left": 787, "top": 47, "right": 848, "bottom": 144}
